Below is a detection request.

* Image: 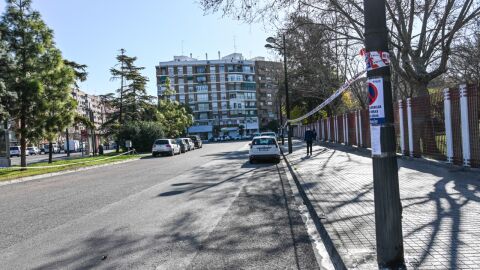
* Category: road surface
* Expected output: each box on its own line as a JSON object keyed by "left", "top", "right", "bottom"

{"left": 0, "top": 142, "right": 319, "bottom": 269}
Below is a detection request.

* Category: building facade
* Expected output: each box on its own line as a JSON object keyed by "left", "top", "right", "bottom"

{"left": 68, "top": 89, "right": 109, "bottom": 151}
{"left": 156, "top": 53, "right": 281, "bottom": 139}
{"left": 254, "top": 59, "right": 283, "bottom": 129}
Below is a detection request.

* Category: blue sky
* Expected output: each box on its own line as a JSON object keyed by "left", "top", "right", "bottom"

{"left": 0, "top": 0, "right": 277, "bottom": 96}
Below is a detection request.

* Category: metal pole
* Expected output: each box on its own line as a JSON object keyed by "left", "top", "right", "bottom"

{"left": 65, "top": 128, "right": 70, "bottom": 157}
{"left": 279, "top": 99, "right": 285, "bottom": 145}
{"left": 283, "top": 34, "right": 292, "bottom": 153}
{"left": 364, "top": 0, "right": 405, "bottom": 268}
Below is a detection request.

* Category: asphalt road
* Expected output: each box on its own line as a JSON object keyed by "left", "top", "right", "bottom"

{"left": 0, "top": 142, "right": 319, "bottom": 269}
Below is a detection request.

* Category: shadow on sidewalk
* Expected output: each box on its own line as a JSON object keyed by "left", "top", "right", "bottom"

{"left": 285, "top": 139, "right": 480, "bottom": 269}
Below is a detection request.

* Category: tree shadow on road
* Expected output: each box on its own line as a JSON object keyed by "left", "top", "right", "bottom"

{"left": 30, "top": 155, "right": 318, "bottom": 270}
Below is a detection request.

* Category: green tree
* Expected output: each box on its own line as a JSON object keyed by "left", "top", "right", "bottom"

{"left": 41, "top": 48, "right": 77, "bottom": 163}
{"left": 116, "top": 121, "right": 164, "bottom": 152}
{"left": 0, "top": 0, "right": 55, "bottom": 167}
{"left": 157, "top": 79, "right": 193, "bottom": 137}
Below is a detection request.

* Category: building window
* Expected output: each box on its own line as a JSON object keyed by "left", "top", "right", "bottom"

{"left": 196, "top": 76, "right": 207, "bottom": 83}
{"left": 177, "top": 67, "right": 183, "bottom": 76}
{"left": 198, "top": 103, "right": 209, "bottom": 111}
{"left": 196, "top": 85, "right": 208, "bottom": 92}
{"left": 196, "top": 66, "right": 206, "bottom": 74}
{"left": 197, "top": 94, "right": 209, "bottom": 102}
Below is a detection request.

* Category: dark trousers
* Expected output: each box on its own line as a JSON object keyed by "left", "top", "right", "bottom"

{"left": 306, "top": 140, "right": 313, "bottom": 154}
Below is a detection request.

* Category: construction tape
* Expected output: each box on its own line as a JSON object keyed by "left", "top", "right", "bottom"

{"left": 282, "top": 70, "right": 366, "bottom": 128}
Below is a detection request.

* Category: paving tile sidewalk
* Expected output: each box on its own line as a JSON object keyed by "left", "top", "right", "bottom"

{"left": 282, "top": 139, "right": 480, "bottom": 269}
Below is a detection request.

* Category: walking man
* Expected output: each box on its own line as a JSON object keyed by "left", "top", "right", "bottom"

{"left": 304, "top": 127, "right": 315, "bottom": 155}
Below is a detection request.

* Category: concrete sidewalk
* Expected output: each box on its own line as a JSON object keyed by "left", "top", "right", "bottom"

{"left": 282, "top": 139, "right": 480, "bottom": 269}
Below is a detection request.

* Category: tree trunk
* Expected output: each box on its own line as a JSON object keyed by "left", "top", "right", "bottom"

{"left": 411, "top": 81, "right": 441, "bottom": 157}
{"left": 48, "top": 141, "right": 53, "bottom": 163}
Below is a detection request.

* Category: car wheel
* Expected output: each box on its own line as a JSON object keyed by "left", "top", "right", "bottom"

{"left": 249, "top": 158, "right": 255, "bottom": 164}
{"left": 152, "top": 153, "right": 157, "bottom": 157}
{"left": 170, "top": 150, "right": 174, "bottom": 156}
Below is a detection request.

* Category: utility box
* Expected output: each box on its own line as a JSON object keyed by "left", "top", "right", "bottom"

{"left": 125, "top": 140, "right": 132, "bottom": 148}
{"left": 0, "top": 129, "right": 11, "bottom": 167}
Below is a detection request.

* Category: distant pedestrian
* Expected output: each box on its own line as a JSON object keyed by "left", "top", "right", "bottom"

{"left": 312, "top": 128, "right": 317, "bottom": 141}
{"left": 304, "top": 128, "right": 315, "bottom": 155}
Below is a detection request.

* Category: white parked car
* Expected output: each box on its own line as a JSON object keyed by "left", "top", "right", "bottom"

{"left": 152, "top": 139, "right": 181, "bottom": 157}
{"left": 27, "top": 146, "right": 40, "bottom": 155}
{"left": 9, "top": 146, "right": 29, "bottom": 157}
{"left": 260, "top": 132, "right": 277, "bottom": 139}
{"left": 231, "top": 134, "right": 241, "bottom": 140}
{"left": 249, "top": 136, "right": 281, "bottom": 164}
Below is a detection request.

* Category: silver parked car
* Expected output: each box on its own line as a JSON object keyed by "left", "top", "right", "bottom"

{"left": 152, "top": 139, "right": 181, "bottom": 157}
{"left": 181, "top": 138, "right": 195, "bottom": 151}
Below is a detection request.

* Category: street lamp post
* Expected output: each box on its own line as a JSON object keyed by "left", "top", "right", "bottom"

{"left": 364, "top": 0, "right": 405, "bottom": 268}
{"left": 265, "top": 34, "right": 292, "bottom": 153}
{"left": 278, "top": 97, "right": 285, "bottom": 145}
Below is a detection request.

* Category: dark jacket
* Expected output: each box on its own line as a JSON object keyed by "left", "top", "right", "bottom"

{"left": 304, "top": 130, "right": 315, "bottom": 142}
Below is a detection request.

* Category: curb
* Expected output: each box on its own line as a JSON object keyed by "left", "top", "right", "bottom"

{"left": 281, "top": 147, "right": 347, "bottom": 270}
{"left": 279, "top": 158, "right": 335, "bottom": 270}
{"left": 0, "top": 157, "right": 142, "bottom": 187}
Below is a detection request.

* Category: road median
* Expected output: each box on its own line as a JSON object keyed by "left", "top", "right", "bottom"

{"left": 0, "top": 151, "right": 143, "bottom": 183}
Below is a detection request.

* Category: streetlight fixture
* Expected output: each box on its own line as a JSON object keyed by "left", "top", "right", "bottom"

{"left": 265, "top": 35, "right": 293, "bottom": 154}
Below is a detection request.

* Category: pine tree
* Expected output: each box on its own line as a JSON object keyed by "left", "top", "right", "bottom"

{"left": 0, "top": 0, "right": 54, "bottom": 167}
{"left": 110, "top": 48, "right": 136, "bottom": 125}
{"left": 0, "top": 32, "right": 13, "bottom": 121}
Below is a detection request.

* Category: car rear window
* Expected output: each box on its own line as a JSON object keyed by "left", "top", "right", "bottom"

{"left": 10, "top": 147, "right": 19, "bottom": 150}
{"left": 189, "top": 136, "right": 198, "bottom": 141}
{"left": 155, "top": 139, "right": 170, "bottom": 145}
{"left": 252, "top": 138, "right": 276, "bottom": 145}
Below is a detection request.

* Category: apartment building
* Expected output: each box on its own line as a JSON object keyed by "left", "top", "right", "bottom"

{"left": 254, "top": 58, "right": 283, "bottom": 128}
{"left": 156, "top": 53, "right": 281, "bottom": 139}
{"left": 69, "top": 88, "right": 109, "bottom": 147}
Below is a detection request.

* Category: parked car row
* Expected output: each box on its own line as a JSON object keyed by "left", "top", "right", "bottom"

{"left": 9, "top": 143, "right": 63, "bottom": 157}
{"left": 152, "top": 135, "right": 203, "bottom": 157}
{"left": 208, "top": 134, "right": 256, "bottom": 142}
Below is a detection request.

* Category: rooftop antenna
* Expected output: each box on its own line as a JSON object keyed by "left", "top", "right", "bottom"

{"left": 181, "top": 40, "right": 184, "bottom": 55}
{"left": 233, "top": 35, "right": 237, "bottom": 54}
{"left": 205, "top": 53, "right": 208, "bottom": 60}
{"left": 218, "top": 51, "right": 221, "bottom": 60}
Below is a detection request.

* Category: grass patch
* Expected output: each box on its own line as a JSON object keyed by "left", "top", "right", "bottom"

{"left": 0, "top": 152, "right": 143, "bottom": 182}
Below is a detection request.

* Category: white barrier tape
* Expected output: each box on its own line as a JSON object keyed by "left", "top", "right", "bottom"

{"left": 0, "top": 150, "right": 136, "bottom": 170}
{"left": 281, "top": 70, "right": 366, "bottom": 128}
